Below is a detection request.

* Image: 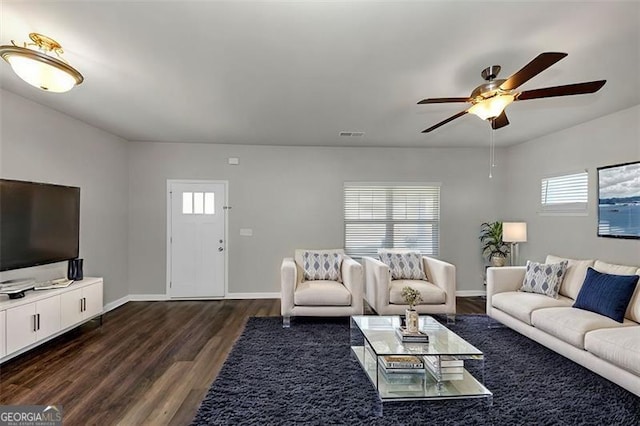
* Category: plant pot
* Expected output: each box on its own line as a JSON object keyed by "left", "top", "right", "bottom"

{"left": 405, "top": 309, "right": 419, "bottom": 333}
{"left": 491, "top": 255, "right": 507, "bottom": 267}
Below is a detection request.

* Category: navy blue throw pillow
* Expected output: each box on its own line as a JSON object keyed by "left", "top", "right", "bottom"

{"left": 573, "top": 267, "right": 639, "bottom": 323}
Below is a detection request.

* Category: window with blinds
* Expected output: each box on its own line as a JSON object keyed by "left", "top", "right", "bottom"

{"left": 540, "top": 171, "right": 588, "bottom": 213}
{"left": 344, "top": 183, "right": 440, "bottom": 258}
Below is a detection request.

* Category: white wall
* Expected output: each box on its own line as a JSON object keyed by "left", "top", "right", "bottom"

{"left": 0, "top": 89, "right": 130, "bottom": 304}
{"left": 505, "top": 105, "right": 640, "bottom": 266}
{"left": 128, "top": 142, "right": 507, "bottom": 296}
{"left": 7, "top": 88, "right": 635, "bottom": 305}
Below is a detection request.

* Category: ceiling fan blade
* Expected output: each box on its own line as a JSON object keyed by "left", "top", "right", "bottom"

{"left": 516, "top": 80, "right": 606, "bottom": 100}
{"left": 417, "top": 97, "right": 470, "bottom": 104}
{"left": 491, "top": 111, "right": 510, "bottom": 129}
{"left": 500, "top": 52, "right": 568, "bottom": 91}
{"left": 422, "top": 110, "right": 468, "bottom": 133}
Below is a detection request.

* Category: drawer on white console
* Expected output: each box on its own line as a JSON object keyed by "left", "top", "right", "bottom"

{"left": 60, "top": 281, "right": 103, "bottom": 329}
{"left": 61, "top": 288, "right": 84, "bottom": 329}
{"left": 6, "top": 295, "right": 61, "bottom": 354}
{"left": 83, "top": 282, "right": 103, "bottom": 318}
{"left": 6, "top": 303, "right": 37, "bottom": 354}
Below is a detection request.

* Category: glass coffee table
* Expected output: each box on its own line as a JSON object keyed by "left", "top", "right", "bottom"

{"left": 350, "top": 315, "right": 492, "bottom": 406}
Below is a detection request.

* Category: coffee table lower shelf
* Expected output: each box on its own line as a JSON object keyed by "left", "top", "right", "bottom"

{"left": 351, "top": 346, "right": 493, "bottom": 405}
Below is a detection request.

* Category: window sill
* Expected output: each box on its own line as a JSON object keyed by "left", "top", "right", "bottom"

{"left": 537, "top": 211, "right": 588, "bottom": 217}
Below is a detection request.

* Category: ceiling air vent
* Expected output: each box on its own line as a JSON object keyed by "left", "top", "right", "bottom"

{"left": 339, "top": 131, "right": 365, "bottom": 137}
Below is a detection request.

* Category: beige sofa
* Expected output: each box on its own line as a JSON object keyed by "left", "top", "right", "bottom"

{"left": 362, "top": 255, "right": 456, "bottom": 321}
{"left": 486, "top": 255, "right": 640, "bottom": 397}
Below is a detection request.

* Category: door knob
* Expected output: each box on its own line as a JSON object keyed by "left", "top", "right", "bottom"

{"left": 218, "top": 247, "right": 224, "bottom": 252}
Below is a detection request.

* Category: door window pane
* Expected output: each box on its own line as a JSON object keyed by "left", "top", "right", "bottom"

{"left": 182, "top": 192, "right": 193, "bottom": 214}
{"left": 194, "top": 192, "right": 204, "bottom": 214}
{"left": 204, "top": 192, "right": 215, "bottom": 215}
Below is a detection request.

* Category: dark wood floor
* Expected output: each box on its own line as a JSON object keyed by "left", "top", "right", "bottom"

{"left": 0, "top": 297, "right": 485, "bottom": 425}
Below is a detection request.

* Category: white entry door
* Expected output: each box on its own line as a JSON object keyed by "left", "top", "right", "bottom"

{"left": 168, "top": 181, "right": 227, "bottom": 298}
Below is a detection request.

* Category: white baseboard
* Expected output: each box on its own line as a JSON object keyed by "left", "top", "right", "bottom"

{"left": 129, "top": 294, "right": 170, "bottom": 301}
{"left": 104, "top": 292, "right": 280, "bottom": 306}
{"left": 103, "top": 295, "right": 130, "bottom": 313}
{"left": 130, "top": 293, "right": 279, "bottom": 300}
{"left": 103, "top": 290, "right": 480, "bottom": 310}
{"left": 456, "top": 290, "right": 486, "bottom": 297}
{"left": 102, "top": 292, "right": 278, "bottom": 309}
{"left": 168, "top": 296, "right": 225, "bottom": 300}
{"left": 226, "top": 292, "right": 280, "bottom": 299}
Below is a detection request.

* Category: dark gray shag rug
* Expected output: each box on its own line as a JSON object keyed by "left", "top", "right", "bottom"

{"left": 192, "top": 315, "right": 640, "bottom": 425}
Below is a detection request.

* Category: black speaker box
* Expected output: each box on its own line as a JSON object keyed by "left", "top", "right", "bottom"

{"left": 68, "top": 258, "right": 84, "bottom": 281}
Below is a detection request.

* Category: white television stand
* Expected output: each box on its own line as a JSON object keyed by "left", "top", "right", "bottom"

{"left": 0, "top": 277, "right": 103, "bottom": 363}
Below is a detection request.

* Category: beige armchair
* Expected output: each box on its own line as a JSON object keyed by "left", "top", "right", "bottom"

{"left": 362, "top": 255, "right": 456, "bottom": 322}
{"left": 281, "top": 249, "right": 364, "bottom": 327}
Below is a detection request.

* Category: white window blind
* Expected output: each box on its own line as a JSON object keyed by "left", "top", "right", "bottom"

{"left": 344, "top": 183, "right": 440, "bottom": 258}
{"left": 540, "top": 171, "right": 588, "bottom": 213}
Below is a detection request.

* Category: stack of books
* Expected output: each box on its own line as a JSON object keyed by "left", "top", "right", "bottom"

{"left": 395, "top": 327, "right": 429, "bottom": 343}
{"left": 379, "top": 355, "right": 425, "bottom": 373}
{"left": 423, "top": 355, "right": 464, "bottom": 381}
{"left": 378, "top": 355, "right": 425, "bottom": 392}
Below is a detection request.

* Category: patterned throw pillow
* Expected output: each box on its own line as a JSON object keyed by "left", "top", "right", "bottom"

{"left": 521, "top": 260, "right": 568, "bottom": 298}
{"left": 302, "top": 251, "right": 343, "bottom": 282}
{"left": 378, "top": 250, "right": 426, "bottom": 280}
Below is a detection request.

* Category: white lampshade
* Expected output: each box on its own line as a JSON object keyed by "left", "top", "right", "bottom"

{"left": 503, "top": 222, "right": 527, "bottom": 243}
{"left": 7, "top": 55, "right": 77, "bottom": 92}
{"left": 468, "top": 94, "right": 515, "bottom": 120}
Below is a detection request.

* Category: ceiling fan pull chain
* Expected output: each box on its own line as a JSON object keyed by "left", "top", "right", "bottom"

{"left": 492, "top": 128, "right": 496, "bottom": 169}
{"left": 489, "top": 126, "right": 494, "bottom": 178}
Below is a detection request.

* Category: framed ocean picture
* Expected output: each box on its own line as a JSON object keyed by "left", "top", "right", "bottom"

{"left": 597, "top": 161, "right": 640, "bottom": 239}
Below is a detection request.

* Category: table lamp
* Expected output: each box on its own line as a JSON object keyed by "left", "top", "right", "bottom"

{"left": 503, "top": 222, "right": 527, "bottom": 266}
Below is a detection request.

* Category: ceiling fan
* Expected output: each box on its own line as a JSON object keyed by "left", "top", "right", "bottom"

{"left": 418, "top": 52, "right": 606, "bottom": 133}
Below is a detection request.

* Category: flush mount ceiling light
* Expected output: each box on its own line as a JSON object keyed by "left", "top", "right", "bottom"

{"left": 0, "top": 33, "right": 84, "bottom": 93}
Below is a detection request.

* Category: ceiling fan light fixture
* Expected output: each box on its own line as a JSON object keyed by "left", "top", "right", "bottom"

{"left": 468, "top": 94, "right": 515, "bottom": 121}
{"left": 0, "top": 33, "right": 83, "bottom": 93}
{"left": 419, "top": 52, "right": 606, "bottom": 134}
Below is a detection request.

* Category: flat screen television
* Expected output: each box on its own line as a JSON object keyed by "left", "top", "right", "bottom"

{"left": 0, "top": 179, "right": 80, "bottom": 271}
{"left": 597, "top": 161, "right": 640, "bottom": 239}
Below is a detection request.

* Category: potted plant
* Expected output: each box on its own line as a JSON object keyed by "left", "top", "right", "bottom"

{"left": 401, "top": 286, "right": 422, "bottom": 332}
{"left": 480, "top": 221, "right": 510, "bottom": 267}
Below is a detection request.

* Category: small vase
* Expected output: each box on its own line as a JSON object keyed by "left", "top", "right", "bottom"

{"left": 405, "top": 309, "right": 419, "bottom": 333}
